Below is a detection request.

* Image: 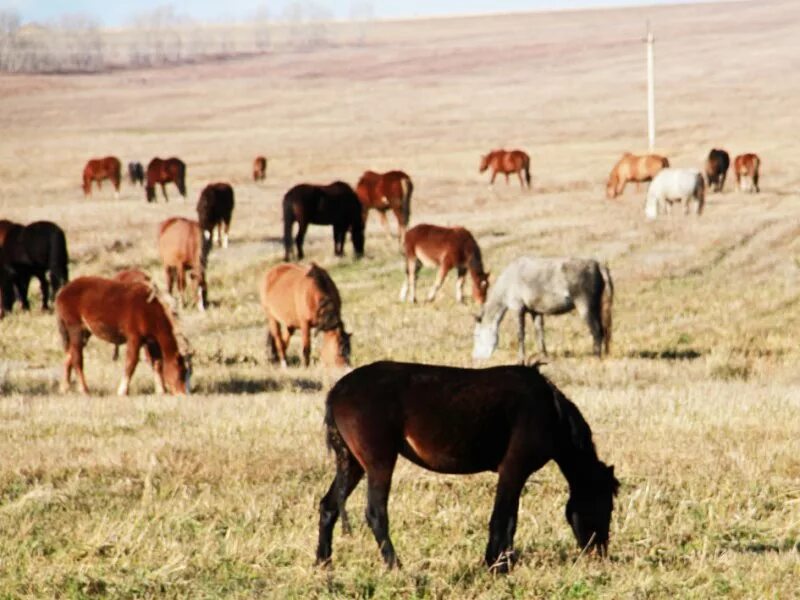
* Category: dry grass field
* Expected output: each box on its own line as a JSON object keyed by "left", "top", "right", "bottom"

{"left": 2, "top": 1, "right": 800, "bottom": 597}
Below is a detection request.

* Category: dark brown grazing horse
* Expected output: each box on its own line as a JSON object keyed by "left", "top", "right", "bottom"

{"left": 146, "top": 157, "right": 187, "bottom": 202}
{"left": 253, "top": 156, "right": 267, "bottom": 181}
{"left": 479, "top": 149, "right": 531, "bottom": 189}
{"left": 734, "top": 153, "right": 761, "bottom": 193}
{"left": 317, "top": 361, "right": 619, "bottom": 571}
{"left": 83, "top": 156, "right": 122, "bottom": 198}
{"left": 400, "top": 224, "right": 489, "bottom": 305}
{"left": 55, "top": 276, "right": 191, "bottom": 396}
{"left": 158, "top": 217, "right": 208, "bottom": 311}
{"left": 0, "top": 219, "right": 16, "bottom": 318}
{"left": 0, "top": 220, "right": 69, "bottom": 313}
{"left": 196, "top": 182, "right": 235, "bottom": 248}
{"left": 355, "top": 170, "right": 413, "bottom": 243}
{"left": 705, "top": 149, "right": 730, "bottom": 193}
{"left": 128, "top": 161, "right": 145, "bottom": 186}
{"left": 283, "top": 182, "right": 365, "bottom": 261}
{"left": 258, "top": 262, "right": 351, "bottom": 369}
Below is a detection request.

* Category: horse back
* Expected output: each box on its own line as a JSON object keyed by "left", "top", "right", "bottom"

{"left": 158, "top": 217, "right": 202, "bottom": 268}
{"left": 260, "top": 263, "right": 318, "bottom": 327}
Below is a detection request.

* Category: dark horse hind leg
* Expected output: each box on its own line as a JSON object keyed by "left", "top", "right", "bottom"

{"left": 316, "top": 451, "right": 365, "bottom": 565}
{"left": 332, "top": 226, "right": 345, "bottom": 257}
{"left": 36, "top": 273, "right": 49, "bottom": 310}
{"left": 295, "top": 222, "right": 308, "bottom": 260}
{"left": 365, "top": 469, "right": 400, "bottom": 568}
{"left": 577, "top": 301, "right": 603, "bottom": 357}
{"left": 517, "top": 309, "right": 527, "bottom": 364}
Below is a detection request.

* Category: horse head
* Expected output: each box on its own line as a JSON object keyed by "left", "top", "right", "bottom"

{"left": 319, "top": 324, "right": 352, "bottom": 370}
{"left": 565, "top": 462, "right": 619, "bottom": 557}
{"left": 479, "top": 154, "right": 491, "bottom": 173}
{"left": 472, "top": 310, "right": 498, "bottom": 360}
{"left": 473, "top": 271, "right": 490, "bottom": 305}
{"left": 164, "top": 330, "right": 192, "bottom": 395}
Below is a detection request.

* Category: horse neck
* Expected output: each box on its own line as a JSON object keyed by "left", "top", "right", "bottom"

{"left": 549, "top": 391, "right": 601, "bottom": 494}
{"left": 467, "top": 247, "right": 485, "bottom": 289}
{"left": 481, "top": 287, "right": 507, "bottom": 330}
{"left": 149, "top": 301, "right": 181, "bottom": 361}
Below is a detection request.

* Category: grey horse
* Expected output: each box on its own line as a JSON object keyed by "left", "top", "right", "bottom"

{"left": 472, "top": 256, "right": 613, "bottom": 362}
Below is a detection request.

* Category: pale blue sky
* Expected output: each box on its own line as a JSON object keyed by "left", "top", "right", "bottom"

{"left": 2, "top": 0, "right": 705, "bottom": 26}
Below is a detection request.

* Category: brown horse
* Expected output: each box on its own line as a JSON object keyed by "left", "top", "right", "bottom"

{"left": 479, "top": 149, "right": 531, "bottom": 189}
{"left": 734, "top": 153, "right": 761, "bottom": 193}
{"left": 55, "top": 276, "right": 191, "bottom": 396}
{"left": 258, "top": 263, "right": 351, "bottom": 369}
{"left": 316, "top": 361, "right": 619, "bottom": 571}
{"left": 400, "top": 224, "right": 489, "bottom": 305}
{"left": 83, "top": 156, "right": 122, "bottom": 198}
{"left": 111, "top": 269, "right": 154, "bottom": 360}
{"left": 355, "top": 170, "right": 413, "bottom": 242}
{"left": 606, "top": 153, "right": 669, "bottom": 198}
{"left": 253, "top": 156, "right": 267, "bottom": 181}
{"left": 196, "top": 182, "right": 235, "bottom": 248}
{"left": 146, "top": 157, "right": 187, "bottom": 202}
{"left": 158, "top": 217, "right": 208, "bottom": 311}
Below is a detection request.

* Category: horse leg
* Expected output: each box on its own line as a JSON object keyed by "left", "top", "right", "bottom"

{"left": 489, "top": 170, "right": 497, "bottom": 188}
{"left": 577, "top": 301, "right": 603, "bottom": 357}
{"left": 144, "top": 341, "right": 165, "bottom": 394}
{"left": 378, "top": 211, "right": 392, "bottom": 237}
{"left": 316, "top": 446, "right": 365, "bottom": 565}
{"left": 16, "top": 274, "right": 31, "bottom": 311}
{"left": 517, "top": 170, "right": 525, "bottom": 189}
{"left": 37, "top": 273, "right": 49, "bottom": 311}
{"left": 426, "top": 263, "right": 449, "bottom": 302}
{"left": 504, "top": 173, "right": 510, "bottom": 185}
{"left": 118, "top": 338, "right": 141, "bottom": 396}
{"left": 71, "top": 336, "right": 89, "bottom": 395}
{"left": 295, "top": 221, "right": 308, "bottom": 261}
{"left": 517, "top": 309, "right": 527, "bottom": 364}
{"left": 222, "top": 221, "right": 230, "bottom": 249}
{"left": 60, "top": 326, "right": 80, "bottom": 393}
{"left": 534, "top": 313, "right": 548, "bottom": 357}
{"left": 365, "top": 469, "right": 400, "bottom": 568}
{"left": 269, "top": 318, "right": 289, "bottom": 368}
{"left": 301, "top": 322, "right": 311, "bottom": 367}
{"left": 485, "top": 471, "right": 526, "bottom": 572}
{"left": 161, "top": 183, "right": 168, "bottom": 203}
{"left": 455, "top": 266, "right": 466, "bottom": 303}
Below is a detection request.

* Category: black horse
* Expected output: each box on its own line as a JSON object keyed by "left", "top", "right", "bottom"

{"left": 128, "top": 161, "right": 145, "bottom": 186}
{"left": 1, "top": 221, "right": 69, "bottom": 313}
{"left": 196, "top": 182, "right": 235, "bottom": 248}
{"left": 317, "top": 361, "right": 619, "bottom": 572}
{"left": 705, "top": 148, "right": 730, "bottom": 193}
{"left": 282, "top": 181, "right": 365, "bottom": 261}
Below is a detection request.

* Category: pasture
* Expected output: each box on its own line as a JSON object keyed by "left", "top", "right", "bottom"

{"left": 1, "top": 1, "right": 800, "bottom": 597}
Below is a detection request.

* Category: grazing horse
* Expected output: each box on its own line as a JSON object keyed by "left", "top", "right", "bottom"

{"left": 157, "top": 217, "right": 208, "bottom": 311}
{"left": 355, "top": 170, "right": 413, "bottom": 242}
{"left": 128, "top": 161, "right": 145, "bottom": 186}
{"left": 258, "top": 262, "right": 351, "bottom": 369}
{"left": 0, "top": 221, "right": 69, "bottom": 313}
{"left": 473, "top": 257, "right": 613, "bottom": 361}
{"left": 705, "top": 149, "right": 730, "bottom": 193}
{"left": 606, "top": 153, "right": 669, "bottom": 198}
{"left": 317, "top": 361, "right": 619, "bottom": 571}
{"left": 253, "top": 156, "right": 267, "bottom": 181}
{"left": 645, "top": 168, "right": 705, "bottom": 219}
{"left": 55, "top": 276, "right": 191, "bottom": 396}
{"left": 146, "top": 157, "right": 187, "bottom": 202}
{"left": 734, "top": 153, "right": 761, "bottom": 193}
{"left": 400, "top": 224, "right": 489, "bottom": 305}
{"left": 0, "top": 219, "right": 16, "bottom": 318}
{"left": 196, "top": 182, "right": 235, "bottom": 249}
{"left": 479, "top": 149, "right": 531, "bottom": 189}
{"left": 83, "top": 156, "right": 121, "bottom": 198}
{"left": 283, "top": 181, "right": 365, "bottom": 261}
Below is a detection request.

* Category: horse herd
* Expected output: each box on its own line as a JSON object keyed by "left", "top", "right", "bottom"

{"left": 0, "top": 143, "right": 761, "bottom": 571}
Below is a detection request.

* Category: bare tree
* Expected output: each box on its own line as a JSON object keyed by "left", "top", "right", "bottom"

{"left": 349, "top": 0, "right": 374, "bottom": 45}
{"left": 283, "top": 0, "right": 332, "bottom": 49}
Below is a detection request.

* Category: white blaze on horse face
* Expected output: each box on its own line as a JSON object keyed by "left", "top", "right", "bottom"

{"left": 472, "top": 322, "right": 498, "bottom": 360}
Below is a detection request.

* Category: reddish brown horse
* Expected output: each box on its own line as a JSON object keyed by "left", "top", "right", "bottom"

{"left": 83, "top": 156, "right": 122, "bottom": 198}
{"left": 146, "top": 157, "right": 187, "bottom": 202}
{"left": 253, "top": 156, "right": 267, "bottom": 181}
{"left": 259, "top": 263, "right": 351, "bottom": 369}
{"left": 55, "top": 276, "right": 191, "bottom": 396}
{"left": 480, "top": 149, "right": 531, "bottom": 189}
{"left": 316, "top": 361, "right": 619, "bottom": 571}
{"left": 400, "top": 224, "right": 489, "bottom": 305}
{"left": 606, "top": 153, "right": 669, "bottom": 198}
{"left": 355, "top": 170, "right": 413, "bottom": 242}
{"left": 734, "top": 153, "right": 761, "bottom": 193}
{"left": 158, "top": 217, "right": 208, "bottom": 311}
{"left": 111, "top": 269, "right": 154, "bottom": 360}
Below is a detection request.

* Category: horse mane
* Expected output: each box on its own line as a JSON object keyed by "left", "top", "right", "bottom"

{"left": 545, "top": 375, "right": 597, "bottom": 459}
{"left": 307, "top": 263, "right": 342, "bottom": 331}
{"left": 467, "top": 236, "right": 486, "bottom": 276}
{"left": 146, "top": 282, "right": 192, "bottom": 357}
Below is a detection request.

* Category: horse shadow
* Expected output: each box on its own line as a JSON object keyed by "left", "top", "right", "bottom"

{"left": 209, "top": 375, "right": 323, "bottom": 395}
{"left": 630, "top": 349, "right": 702, "bottom": 360}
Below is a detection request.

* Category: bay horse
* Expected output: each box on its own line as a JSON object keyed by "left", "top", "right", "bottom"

{"left": 317, "top": 361, "right": 619, "bottom": 571}
{"left": 705, "top": 148, "right": 730, "bottom": 193}
{"left": 258, "top": 262, "right": 351, "bottom": 369}
{"left": 734, "top": 153, "right": 761, "bottom": 193}
{"left": 196, "top": 182, "right": 235, "bottom": 248}
{"left": 473, "top": 257, "right": 613, "bottom": 361}
{"left": 606, "top": 153, "right": 669, "bottom": 199}
{"left": 0, "top": 220, "right": 69, "bottom": 313}
{"left": 479, "top": 149, "right": 531, "bottom": 189}
{"left": 128, "top": 161, "right": 145, "bottom": 186}
{"left": 83, "top": 156, "right": 122, "bottom": 199}
{"left": 253, "top": 156, "right": 267, "bottom": 181}
{"left": 282, "top": 181, "right": 365, "bottom": 261}
{"left": 55, "top": 276, "right": 191, "bottom": 396}
{"left": 158, "top": 217, "right": 208, "bottom": 311}
{"left": 355, "top": 170, "right": 413, "bottom": 243}
{"left": 146, "top": 157, "right": 187, "bottom": 202}
{"left": 399, "top": 224, "right": 489, "bottom": 305}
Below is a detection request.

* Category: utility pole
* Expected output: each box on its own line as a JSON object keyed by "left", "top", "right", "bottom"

{"left": 646, "top": 21, "right": 656, "bottom": 151}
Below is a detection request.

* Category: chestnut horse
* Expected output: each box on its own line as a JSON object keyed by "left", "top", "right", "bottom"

{"left": 355, "top": 170, "right": 413, "bottom": 242}
{"left": 55, "top": 276, "right": 191, "bottom": 396}
{"left": 259, "top": 263, "right": 351, "bottom": 369}
{"left": 111, "top": 269, "right": 154, "bottom": 360}
{"left": 400, "top": 224, "right": 489, "bottom": 305}
{"left": 283, "top": 182, "right": 365, "bottom": 261}
{"left": 146, "top": 157, "right": 187, "bottom": 202}
{"left": 253, "top": 156, "right": 267, "bottom": 181}
{"left": 196, "top": 182, "right": 235, "bottom": 248}
{"left": 734, "top": 153, "right": 761, "bottom": 193}
{"left": 158, "top": 217, "right": 208, "bottom": 311}
{"left": 479, "top": 149, "right": 531, "bottom": 189}
{"left": 606, "top": 153, "right": 669, "bottom": 198}
{"left": 83, "top": 156, "right": 121, "bottom": 198}
{"left": 317, "top": 361, "right": 619, "bottom": 571}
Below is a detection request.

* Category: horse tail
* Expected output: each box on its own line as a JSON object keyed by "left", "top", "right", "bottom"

{"left": 282, "top": 194, "right": 295, "bottom": 260}
{"left": 400, "top": 176, "right": 413, "bottom": 229}
{"left": 49, "top": 227, "right": 69, "bottom": 291}
{"left": 599, "top": 263, "right": 613, "bottom": 356}
{"left": 176, "top": 161, "right": 187, "bottom": 197}
{"left": 523, "top": 155, "right": 531, "bottom": 187}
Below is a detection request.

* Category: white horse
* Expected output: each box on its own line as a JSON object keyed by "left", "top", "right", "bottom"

{"left": 473, "top": 257, "right": 613, "bottom": 362}
{"left": 645, "top": 168, "right": 705, "bottom": 219}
